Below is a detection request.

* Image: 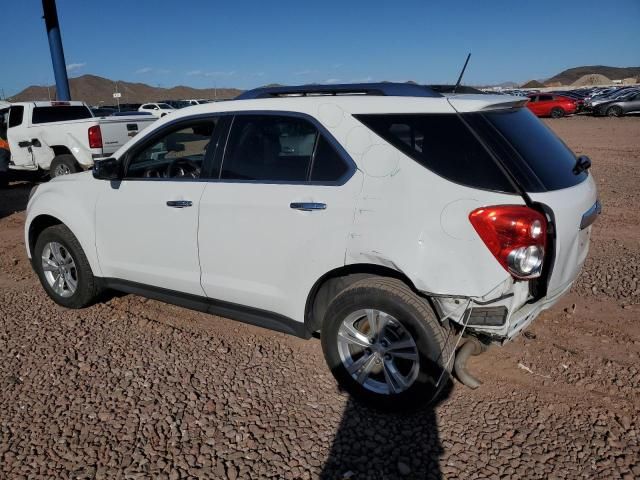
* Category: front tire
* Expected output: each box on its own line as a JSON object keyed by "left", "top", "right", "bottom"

{"left": 321, "top": 277, "right": 454, "bottom": 410}
{"left": 550, "top": 107, "right": 565, "bottom": 118}
{"left": 33, "top": 225, "right": 102, "bottom": 308}
{"left": 50, "top": 154, "right": 80, "bottom": 178}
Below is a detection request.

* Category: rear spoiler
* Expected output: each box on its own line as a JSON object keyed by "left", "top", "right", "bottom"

{"left": 480, "top": 99, "right": 529, "bottom": 111}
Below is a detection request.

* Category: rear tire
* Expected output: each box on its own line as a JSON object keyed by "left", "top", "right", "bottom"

{"left": 550, "top": 107, "right": 565, "bottom": 118}
{"left": 321, "top": 277, "right": 455, "bottom": 411}
{"left": 606, "top": 106, "right": 623, "bottom": 117}
{"left": 50, "top": 154, "right": 80, "bottom": 178}
{"left": 33, "top": 225, "right": 102, "bottom": 308}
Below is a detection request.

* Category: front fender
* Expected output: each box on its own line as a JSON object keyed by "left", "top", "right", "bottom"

{"left": 25, "top": 184, "right": 102, "bottom": 277}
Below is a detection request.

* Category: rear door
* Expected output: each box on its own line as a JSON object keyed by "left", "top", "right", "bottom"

{"left": 198, "top": 113, "right": 362, "bottom": 322}
{"left": 480, "top": 108, "right": 598, "bottom": 297}
{"left": 536, "top": 94, "right": 554, "bottom": 116}
{"left": 624, "top": 93, "right": 640, "bottom": 113}
{"left": 95, "top": 117, "right": 220, "bottom": 295}
{"left": 6, "top": 105, "right": 34, "bottom": 167}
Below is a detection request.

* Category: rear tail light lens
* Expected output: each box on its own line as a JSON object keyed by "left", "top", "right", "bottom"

{"left": 88, "top": 125, "right": 103, "bottom": 149}
{"left": 469, "top": 205, "right": 547, "bottom": 279}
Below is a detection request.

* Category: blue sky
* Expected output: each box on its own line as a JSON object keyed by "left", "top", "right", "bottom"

{"left": 3, "top": 0, "right": 639, "bottom": 96}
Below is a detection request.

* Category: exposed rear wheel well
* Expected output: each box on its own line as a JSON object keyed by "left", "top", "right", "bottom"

{"left": 28, "top": 215, "right": 63, "bottom": 255}
{"left": 51, "top": 146, "right": 72, "bottom": 157}
{"left": 304, "top": 264, "right": 422, "bottom": 335}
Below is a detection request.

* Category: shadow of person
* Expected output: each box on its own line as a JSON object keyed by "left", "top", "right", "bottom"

{"left": 320, "top": 379, "right": 453, "bottom": 480}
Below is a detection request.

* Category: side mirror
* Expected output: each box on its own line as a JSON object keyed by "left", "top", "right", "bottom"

{"left": 93, "top": 157, "right": 122, "bottom": 180}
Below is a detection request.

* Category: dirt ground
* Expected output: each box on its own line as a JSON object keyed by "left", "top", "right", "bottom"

{"left": 0, "top": 116, "right": 638, "bottom": 479}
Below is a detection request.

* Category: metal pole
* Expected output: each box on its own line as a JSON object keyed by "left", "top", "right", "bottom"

{"left": 42, "top": 0, "right": 71, "bottom": 101}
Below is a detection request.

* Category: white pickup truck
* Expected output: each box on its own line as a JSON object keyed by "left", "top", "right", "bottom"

{"left": 2, "top": 101, "right": 155, "bottom": 177}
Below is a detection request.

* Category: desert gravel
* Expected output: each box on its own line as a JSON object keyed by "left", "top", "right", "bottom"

{"left": 0, "top": 116, "right": 639, "bottom": 479}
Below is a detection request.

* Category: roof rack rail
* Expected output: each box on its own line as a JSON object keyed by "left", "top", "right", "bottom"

{"left": 236, "top": 82, "right": 443, "bottom": 100}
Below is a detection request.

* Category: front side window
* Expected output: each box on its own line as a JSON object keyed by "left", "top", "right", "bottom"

{"left": 356, "top": 113, "right": 515, "bottom": 193}
{"left": 221, "top": 115, "right": 349, "bottom": 183}
{"left": 126, "top": 120, "right": 216, "bottom": 179}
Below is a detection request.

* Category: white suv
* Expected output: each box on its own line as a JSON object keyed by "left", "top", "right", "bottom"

{"left": 25, "top": 83, "right": 599, "bottom": 409}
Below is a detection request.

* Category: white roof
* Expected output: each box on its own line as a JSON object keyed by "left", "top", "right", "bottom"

{"left": 168, "top": 93, "right": 526, "bottom": 120}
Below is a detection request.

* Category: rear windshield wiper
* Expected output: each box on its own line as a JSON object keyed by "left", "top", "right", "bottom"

{"left": 573, "top": 155, "right": 591, "bottom": 175}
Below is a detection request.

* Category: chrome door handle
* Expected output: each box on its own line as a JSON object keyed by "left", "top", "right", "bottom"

{"left": 166, "top": 200, "right": 193, "bottom": 208}
{"left": 290, "top": 202, "right": 326, "bottom": 211}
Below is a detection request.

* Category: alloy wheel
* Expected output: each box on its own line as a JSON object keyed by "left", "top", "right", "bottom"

{"left": 336, "top": 309, "right": 420, "bottom": 395}
{"left": 53, "top": 164, "right": 72, "bottom": 176}
{"left": 41, "top": 241, "right": 78, "bottom": 298}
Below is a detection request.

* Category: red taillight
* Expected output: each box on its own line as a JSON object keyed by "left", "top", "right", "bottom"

{"left": 88, "top": 125, "right": 103, "bottom": 149}
{"left": 469, "top": 205, "right": 547, "bottom": 279}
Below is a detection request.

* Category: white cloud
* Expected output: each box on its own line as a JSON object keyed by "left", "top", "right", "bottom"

{"left": 187, "top": 70, "right": 236, "bottom": 78}
{"left": 324, "top": 78, "right": 341, "bottom": 84}
{"left": 136, "top": 67, "right": 170, "bottom": 75}
{"left": 66, "top": 62, "right": 86, "bottom": 72}
{"left": 351, "top": 76, "right": 373, "bottom": 83}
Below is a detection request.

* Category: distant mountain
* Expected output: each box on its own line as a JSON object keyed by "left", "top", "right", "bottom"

{"left": 521, "top": 80, "right": 545, "bottom": 89}
{"left": 546, "top": 66, "right": 640, "bottom": 86}
{"left": 9, "top": 74, "right": 244, "bottom": 105}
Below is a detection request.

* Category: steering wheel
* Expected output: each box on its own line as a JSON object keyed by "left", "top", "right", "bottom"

{"left": 166, "top": 158, "right": 201, "bottom": 179}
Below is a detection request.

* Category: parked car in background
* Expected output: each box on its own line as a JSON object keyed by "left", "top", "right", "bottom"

{"left": 138, "top": 103, "right": 175, "bottom": 118}
{"left": 526, "top": 94, "right": 577, "bottom": 118}
{"left": 185, "top": 99, "right": 213, "bottom": 106}
{"left": 90, "top": 107, "right": 117, "bottom": 117}
{"left": 25, "top": 83, "right": 599, "bottom": 409}
{"left": 160, "top": 100, "right": 191, "bottom": 109}
{"left": 593, "top": 90, "right": 640, "bottom": 117}
{"left": 584, "top": 88, "right": 640, "bottom": 112}
{"left": 6, "top": 101, "right": 155, "bottom": 177}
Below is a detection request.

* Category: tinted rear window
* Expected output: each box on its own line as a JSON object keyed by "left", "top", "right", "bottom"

{"left": 356, "top": 114, "right": 516, "bottom": 193}
{"left": 481, "top": 109, "right": 586, "bottom": 191}
{"left": 8, "top": 106, "right": 24, "bottom": 128}
{"left": 32, "top": 106, "right": 92, "bottom": 124}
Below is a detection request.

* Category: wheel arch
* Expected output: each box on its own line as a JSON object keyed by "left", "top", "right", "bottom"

{"left": 304, "top": 263, "right": 423, "bottom": 335}
{"left": 51, "top": 145, "right": 73, "bottom": 157}
{"left": 26, "top": 199, "right": 102, "bottom": 278}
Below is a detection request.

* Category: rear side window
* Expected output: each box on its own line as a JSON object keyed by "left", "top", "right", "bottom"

{"left": 8, "top": 106, "right": 24, "bottom": 128}
{"left": 221, "top": 115, "right": 350, "bottom": 183}
{"left": 311, "top": 137, "right": 349, "bottom": 182}
{"left": 481, "top": 108, "right": 586, "bottom": 191}
{"left": 356, "top": 114, "right": 515, "bottom": 193}
{"left": 32, "top": 106, "right": 92, "bottom": 124}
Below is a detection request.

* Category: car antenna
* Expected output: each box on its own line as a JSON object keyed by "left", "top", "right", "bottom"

{"left": 452, "top": 53, "right": 471, "bottom": 94}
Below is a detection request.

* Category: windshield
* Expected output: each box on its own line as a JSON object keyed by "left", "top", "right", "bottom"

{"left": 157, "top": 103, "right": 173, "bottom": 109}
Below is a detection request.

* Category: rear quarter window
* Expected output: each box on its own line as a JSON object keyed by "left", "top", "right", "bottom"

{"left": 481, "top": 108, "right": 586, "bottom": 191}
{"left": 355, "top": 114, "right": 516, "bottom": 193}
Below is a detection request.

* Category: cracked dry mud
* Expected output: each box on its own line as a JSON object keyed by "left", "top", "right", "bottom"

{"left": 0, "top": 116, "right": 639, "bottom": 479}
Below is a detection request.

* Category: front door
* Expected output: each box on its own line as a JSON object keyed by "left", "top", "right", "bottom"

{"left": 95, "top": 118, "right": 219, "bottom": 295}
{"left": 198, "top": 113, "right": 362, "bottom": 322}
